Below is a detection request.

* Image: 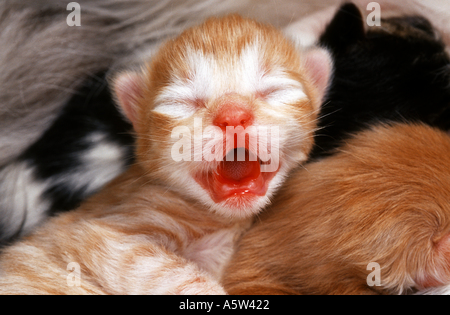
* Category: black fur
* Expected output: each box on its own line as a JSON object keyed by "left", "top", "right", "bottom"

{"left": 20, "top": 72, "right": 134, "bottom": 213}
{"left": 310, "top": 3, "right": 450, "bottom": 160}
{"left": 0, "top": 72, "right": 134, "bottom": 246}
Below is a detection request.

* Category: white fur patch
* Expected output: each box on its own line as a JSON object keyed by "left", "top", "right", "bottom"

{"left": 66, "top": 132, "right": 127, "bottom": 194}
{"left": 89, "top": 231, "right": 225, "bottom": 295}
{"left": 0, "top": 161, "right": 51, "bottom": 239}
{"left": 417, "top": 285, "right": 450, "bottom": 295}
{"left": 153, "top": 43, "right": 307, "bottom": 119}
{"left": 0, "top": 132, "right": 129, "bottom": 241}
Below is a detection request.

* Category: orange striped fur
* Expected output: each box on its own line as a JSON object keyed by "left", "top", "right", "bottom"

{"left": 0, "top": 15, "right": 331, "bottom": 295}
{"left": 223, "top": 123, "right": 450, "bottom": 295}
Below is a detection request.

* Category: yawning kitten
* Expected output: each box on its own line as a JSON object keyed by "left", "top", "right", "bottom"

{"left": 0, "top": 15, "right": 331, "bottom": 295}
{"left": 223, "top": 123, "right": 450, "bottom": 295}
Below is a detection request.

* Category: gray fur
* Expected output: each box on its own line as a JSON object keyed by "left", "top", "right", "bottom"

{"left": 0, "top": 0, "right": 252, "bottom": 166}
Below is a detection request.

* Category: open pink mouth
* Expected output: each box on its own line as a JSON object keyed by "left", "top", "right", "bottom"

{"left": 194, "top": 149, "right": 279, "bottom": 204}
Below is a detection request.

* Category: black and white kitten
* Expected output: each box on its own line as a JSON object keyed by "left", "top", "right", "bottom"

{"left": 0, "top": 73, "right": 134, "bottom": 245}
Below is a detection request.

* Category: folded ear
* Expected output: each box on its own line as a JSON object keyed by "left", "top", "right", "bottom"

{"left": 302, "top": 48, "right": 333, "bottom": 106}
{"left": 112, "top": 72, "right": 146, "bottom": 131}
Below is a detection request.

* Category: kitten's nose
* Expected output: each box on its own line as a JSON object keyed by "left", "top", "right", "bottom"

{"left": 214, "top": 105, "right": 253, "bottom": 131}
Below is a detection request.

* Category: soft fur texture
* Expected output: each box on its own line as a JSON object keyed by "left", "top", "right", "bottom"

{"left": 223, "top": 123, "right": 450, "bottom": 295}
{"left": 0, "top": 0, "right": 251, "bottom": 244}
{"left": 0, "top": 73, "right": 134, "bottom": 245}
{"left": 2, "top": 0, "right": 450, "bottom": 294}
{"left": 6, "top": 1, "right": 449, "bottom": 245}
{"left": 0, "top": 0, "right": 339, "bottom": 245}
{"left": 0, "top": 0, "right": 238, "bottom": 165}
{"left": 222, "top": 4, "right": 450, "bottom": 295}
{"left": 288, "top": 3, "right": 450, "bottom": 159}
{"left": 0, "top": 15, "right": 331, "bottom": 295}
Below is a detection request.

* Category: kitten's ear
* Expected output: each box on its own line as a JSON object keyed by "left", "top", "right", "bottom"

{"left": 319, "top": 3, "right": 365, "bottom": 49}
{"left": 417, "top": 233, "right": 450, "bottom": 289}
{"left": 113, "top": 72, "right": 146, "bottom": 131}
{"left": 303, "top": 48, "right": 333, "bottom": 106}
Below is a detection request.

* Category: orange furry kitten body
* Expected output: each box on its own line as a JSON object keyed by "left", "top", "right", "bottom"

{"left": 223, "top": 123, "right": 450, "bottom": 295}
{"left": 0, "top": 15, "right": 331, "bottom": 294}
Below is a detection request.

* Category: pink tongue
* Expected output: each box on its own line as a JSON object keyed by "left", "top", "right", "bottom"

{"left": 218, "top": 149, "right": 261, "bottom": 183}
{"left": 222, "top": 160, "right": 256, "bottom": 182}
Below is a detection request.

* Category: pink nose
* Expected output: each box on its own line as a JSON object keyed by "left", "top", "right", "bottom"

{"left": 214, "top": 105, "right": 253, "bottom": 131}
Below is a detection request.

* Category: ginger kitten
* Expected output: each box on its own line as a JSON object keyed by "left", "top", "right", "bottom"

{"left": 223, "top": 123, "right": 450, "bottom": 295}
{"left": 0, "top": 15, "right": 331, "bottom": 295}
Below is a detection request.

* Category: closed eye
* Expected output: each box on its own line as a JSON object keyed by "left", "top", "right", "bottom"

{"left": 259, "top": 85, "right": 308, "bottom": 107}
{"left": 256, "top": 87, "right": 282, "bottom": 100}
{"left": 153, "top": 100, "right": 196, "bottom": 119}
{"left": 152, "top": 97, "right": 207, "bottom": 119}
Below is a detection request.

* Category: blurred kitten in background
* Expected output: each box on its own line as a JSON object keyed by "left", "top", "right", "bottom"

{"left": 223, "top": 123, "right": 450, "bottom": 295}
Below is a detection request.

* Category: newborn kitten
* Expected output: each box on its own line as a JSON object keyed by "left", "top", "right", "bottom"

{"left": 0, "top": 15, "right": 331, "bottom": 295}
{"left": 7, "top": 2, "right": 447, "bottom": 250}
{"left": 223, "top": 123, "right": 450, "bottom": 295}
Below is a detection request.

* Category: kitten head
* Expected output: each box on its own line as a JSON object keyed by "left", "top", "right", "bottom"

{"left": 113, "top": 15, "right": 332, "bottom": 220}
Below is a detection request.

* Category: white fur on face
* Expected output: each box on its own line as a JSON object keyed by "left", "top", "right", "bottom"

{"left": 153, "top": 42, "right": 307, "bottom": 119}
{"left": 151, "top": 42, "right": 314, "bottom": 219}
